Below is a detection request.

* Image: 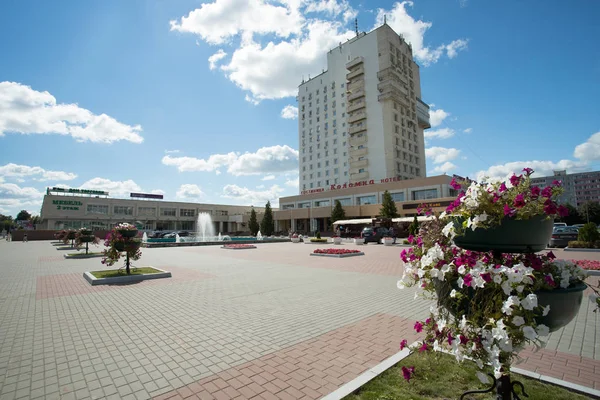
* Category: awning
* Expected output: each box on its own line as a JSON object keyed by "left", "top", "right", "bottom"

{"left": 393, "top": 216, "right": 434, "bottom": 223}
{"left": 332, "top": 218, "right": 372, "bottom": 225}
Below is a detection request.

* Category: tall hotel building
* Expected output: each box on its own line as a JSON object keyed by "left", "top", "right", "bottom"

{"left": 297, "top": 23, "right": 431, "bottom": 194}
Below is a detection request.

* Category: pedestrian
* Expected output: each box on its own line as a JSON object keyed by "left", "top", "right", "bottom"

{"left": 389, "top": 226, "right": 396, "bottom": 244}
{"left": 23, "top": 233, "right": 28, "bottom": 243}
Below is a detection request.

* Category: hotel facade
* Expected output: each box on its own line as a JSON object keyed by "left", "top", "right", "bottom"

{"left": 297, "top": 23, "right": 430, "bottom": 194}
{"left": 530, "top": 170, "right": 600, "bottom": 206}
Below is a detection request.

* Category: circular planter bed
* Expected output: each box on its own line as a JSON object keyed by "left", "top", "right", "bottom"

{"left": 65, "top": 252, "right": 104, "bottom": 259}
{"left": 83, "top": 267, "right": 171, "bottom": 286}
{"left": 332, "top": 237, "right": 342, "bottom": 245}
{"left": 310, "top": 248, "right": 365, "bottom": 258}
{"left": 291, "top": 237, "right": 301, "bottom": 243}
{"left": 382, "top": 237, "right": 395, "bottom": 246}
{"left": 118, "top": 229, "right": 138, "bottom": 238}
{"left": 353, "top": 238, "right": 365, "bottom": 245}
{"left": 222, "top": 244, "right": 257, "bottom": 250}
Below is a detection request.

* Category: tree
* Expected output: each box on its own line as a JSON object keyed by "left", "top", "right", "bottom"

{"left": 579, "top": 201, "right": 600, "bottom": 225}
{"left": 379, "top": 190, "right": 399, "bottom": 218}
{"left": 408, "top": 215, "right": 420, "bottom": 236}
{"left": 248, "top": 208, "right": 260, "bottom": 235}
{"left": 16, "top": 210, "right": 31, "bottom": 221}
{"left": 330, "top": 200, "right": 346, "bottom": 227}
{"left": 260, "top": 201, "right": 275, "bottom": 236}
{"left": 30, "top": 215, "right": 41, "bottom": 225}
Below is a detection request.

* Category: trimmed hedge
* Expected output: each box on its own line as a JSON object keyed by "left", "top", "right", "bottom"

{"left": 568, "top": 240, "right": 600, "bottom": 249}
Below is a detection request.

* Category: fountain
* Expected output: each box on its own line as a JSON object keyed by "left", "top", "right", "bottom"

{"left": 257, "top": 230, "right": 263, "bottom": 241}
{"left": 142, "top": 232, "right": 148, "bottom": 243}
{"left": 218, "top": 232, "right": 222, "bottom": 241}
{"left": 196, "top": 212, "right": 216, "bottom": 242}
{"left": 175, "top": 233, "right": 180, "bottom": 243}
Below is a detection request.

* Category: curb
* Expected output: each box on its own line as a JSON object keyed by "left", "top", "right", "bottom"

{"left": 320, "top": 343, "right": 600, "bottom": 400}
{"left": 564, "top": 247, "right": 600, "bottom": 252}
{"left": 310, "top": 252, "right": 365, "bottom": 258}
{"left": 83, "top": 267, "right": 172, "bottom": 285}
{"left": 64, "top": 253, "right": 104, "bottom": 259}
{"left": 585, "top": 270, "right": 600, "bottom": 276}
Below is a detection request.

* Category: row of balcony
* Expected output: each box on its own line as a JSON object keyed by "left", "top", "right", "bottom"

{"left": 346, "top": 65, "right": 364, "bottom": 80}
{"left": 350, "top": 158, "right": 368, "bottom": 169}
{"left": 349, "top": 147, "right": 368, "bottom": 158}
{"left": 347, "top": 89, "right": 365, "bottom": 102}
{"left": 348, "top": 123, "right": 367, "bottom": 135}
{"left": 377, "top": 89, "right": 410, "bottom": 106}
{"left": 349, "top": 134, "right": 367, "bottom": 147}
{"left": 350, "top": 171, "right": 369, "bottom": 181}
{"left": 347, "top": 99, "right": 366, "bottom": 113}
{"left": 348, "top": 110, "right": 366, "bottom": 124}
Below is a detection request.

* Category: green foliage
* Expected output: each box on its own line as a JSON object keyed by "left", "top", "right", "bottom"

{"left": 260, "top": 201, "right": 274, "bottom": 236}
{"left": 330, "top": 200, "right": 346, "bottom": 226}
{"left": 558, "top": 204, "right": 583, "bottom": 226}
{"left": 578, "top": 222, "right": 600, "bottom": 243}
{"left": 16, "top": 210, "right": 31, "bottom": 221}
{"left": 379, "top": 190, "right": 399, "bottom": 218}
{"left": 91, "top": 267, "right": 160, "bottom": 279}
{"left": 310, "top": 238, "right": 328, "bottom": 243}
{"left": 579, "top": 201, "right": 600, "bottom": 225}
{"left": 408, "top": 215, "right": 419, "bottom": 236}
{"left": 568, "top": 240, "right": 600, "bottom": 249}
{"left": 248, "top": 208, "right": 259, "bottom": 235}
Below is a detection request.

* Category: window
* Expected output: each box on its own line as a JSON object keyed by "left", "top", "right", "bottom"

{"left": 114, "top": 206, "right": 133, "bottom": 215}
{"left": 357, "top": 195, "right": 376, "bottom": 205}
{"left": 314, "top": 200, "right": 330, "bottom": 207}
{"left": 161, "top": 208, "right": 176, "bottom": 217}
{"left": 85, "top": 204, "right": 107, "bottom": 215}
{"left": 282, "top": 204, "right": 295, "bottom": 210}
{"left": 298, "top": 202, "right": 311, "bottom": 208}
{"left": 390, "top": 192, "right": 405, "bottom": 202}
{"left": 412, "top": 189, "right": 438, "bottom": 201}
{"left": 138, "top": 207, "right": 156, "bottom": 217}
{"left": 358, "top": 168, "right": 365, "bottom": 173}
{"left": 180, "top": 209, "right": 195, "bottom": 217}
{"left": 337, "top": 198, "right": 351, "bottom": 206}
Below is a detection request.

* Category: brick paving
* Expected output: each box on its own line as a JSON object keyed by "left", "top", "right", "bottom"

{"left": 0, "top": 240, "right": 599, "bottom": 399}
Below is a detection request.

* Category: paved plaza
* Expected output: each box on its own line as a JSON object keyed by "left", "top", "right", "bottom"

{"left": 0, "top": 240, "right": 599, "bottom": 400}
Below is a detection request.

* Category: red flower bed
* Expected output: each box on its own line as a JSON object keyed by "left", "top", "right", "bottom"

{"left": 568, "top": 259, "right": 600, "bottom": 270}
{"left": 222, "top": 244, "right": 256, "bottom": 249}
{"left": 314, "top": 248, "right": 361, "bottom": 255}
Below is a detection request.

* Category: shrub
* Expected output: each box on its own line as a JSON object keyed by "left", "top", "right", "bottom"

{"left": 403, "top": 239, "right": 410, "bottom": 245}
{"left": 578, "top": 222, "right": 600, "bottom": 243}
{"left": 310, "top": 238, "right": 328, "bottom": 243}
{"left": 316, "top": 231, "right": 321, "bottom": 239}
{"left": 567, "top": 240, "right": 599, "bottom": 249}
{"left": 408, "top": 215, "right": 419, "bottom": 236}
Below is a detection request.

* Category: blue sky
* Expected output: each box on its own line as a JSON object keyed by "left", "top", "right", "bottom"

{"left": 0, "top": 0, "right": 599, "bottom": 217}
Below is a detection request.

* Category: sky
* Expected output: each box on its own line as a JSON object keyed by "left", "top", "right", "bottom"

{"left": 0, "top": 0, "right": 599, "bottom": 218}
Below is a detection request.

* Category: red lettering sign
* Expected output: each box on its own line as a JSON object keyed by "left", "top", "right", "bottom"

{"left": 369, "top": 180, "right": 374, "bottom": 185}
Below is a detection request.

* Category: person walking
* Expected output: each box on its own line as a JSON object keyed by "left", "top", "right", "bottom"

{"left": 389, "top": 226, "right": 396, "bottom": 244}
{"left": 23, "top": 233, "right": 28, "bottom": 243}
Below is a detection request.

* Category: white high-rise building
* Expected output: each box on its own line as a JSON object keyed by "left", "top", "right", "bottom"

{"left": 298, "top": 23, "right": 430, "bottom": 194}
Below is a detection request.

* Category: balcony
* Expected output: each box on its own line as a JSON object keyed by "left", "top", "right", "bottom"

{"left": 348, "top": 111, "right": 367, "bottom": 124}
{"left": 346, "top": 65, "right": 364, "bottom": 80}
{"left": 346, "top": 56, "right": 364, "bottom": 70}
{"left": 346, "top": 79, "right": 365, "bottom": 94}
{"left": 378, "top": 90, "right": 410, "bottom": 106}
{"left": 377, "top": 67, "right": 407, "bottom": 85}
{"left": 349, "top": 135, "right": 367, "bottom": 146}
{"left": 349, "top": 147, "right": 368, "bottom": 158}
{"left": 350, "top": 159, "right": 368, "bottom": 169}
{"left": 348, "top": 123, "right": 367, "bottom": 135}
{"left": 377, "top": 79, "right": 408, "bottom": 97}
{"left": 347, "top": 100, "right": 366, "bottom": 113}
{"left": 347, "top": 89, "right": 365, "bottom": 101}
{"left": 416, "top": 98, "right": 431, "bottom": 129}
{"left": 350, "top": 171, "right": 369, "bottom": 181}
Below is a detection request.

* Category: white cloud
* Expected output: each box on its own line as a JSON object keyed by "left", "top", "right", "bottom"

{"left": 208, "top": 49, "right": 227, "bottom": 70}
{"left": 176, "top": 184, "right": 205, "bottom": 200}
{"left": 432, "top": 162, "right": 457, "bottom": 173}
{"left": 573, "top": 131, "right": 600, "bottom": 162}
{"left": 374, "top": 2, "right": 468, "bottom": 66}
{"left": 162, "top": 144, "right": 299, "bottom": 176}
{"left": 424, "top": 128, "right": 455, "bottom": 139}
{"left": 79, "top": 178, "right": 142, "bottom": 197}
{"left": 281, "top": 105, "right": 298, "bottom": 119}
{"left": 0, "top": 163, "right": 77, "bottom": 181}
{"left": 425, "top": 147, "right": 460, "bottom": 164}
{"left": 262, "top": 175, "right": 275, "bottom": 181}
{"left": 164, "top": 149, "right": 180, "bottom": 154}
{"left": 222, "top": 184, "right": 283, "bottom": 206}
{"left": 151, "top": 189, "right": 166, "bottom": 195}
{"left": 429, "top": 108, "right": 449, "bottom": 128}
{"left": 463, "top": 128, "right": 472, "bottom": 134}
{"left": 0, "top": 82, "right": 143, "bottom": 144}
{"left": 474, "top": 160, "right": 587, "bottom": 182}
{"left": 256, "top": 184, "right": 265, "bottom": 189}
{"left": 0, "top": 182, "right": 44, "bottom": 199}
{"left": 285, "top": 176, "right": 299, "bottom": 188}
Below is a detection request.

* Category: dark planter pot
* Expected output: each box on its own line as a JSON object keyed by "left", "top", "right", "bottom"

{"left": 453, "top": 215, "right": 553, "bottom": 253}
{"left": 66, "top": 231, "right": 77, "bottom": 240}
{"left": 118, "top": 229, "right": 138, "bottom": 238}
{"left": 536, "top": 282, "right": 586, "bottom": 332}
{"left": 80, "top": 229, "right": 92, "bottom": 235}
{"left": 114, "top": 240, "right": 141, "bottom": 252}
{"left": 79, "top": 235, "right": 95, "bottom": 243}
{"left": 434, "top": 278, "right": 475, "bottom": 317}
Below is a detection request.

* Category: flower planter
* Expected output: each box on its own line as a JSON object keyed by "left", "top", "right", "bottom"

{"left": 332, "top": 237, "right": 342, "bottom": 245}
{"left": 114, "top": 240, "right": 142, "bottom": 252}
{"left": 353, "top": 238, "right": 365, "bottom": 245}
{"left": 291, "top": 237, "right": 300, "bottom": 243}
{"left": 79, "top": 235, "right": 95, "bottom": 243}
{"left": 118, "top": 229, "right": 138, "bottom": 238}
{"left": 536, "top": 282, "right": 586, "bottom": 332}
{"left": 382, "top": 238, "right": 395, "bottom": 246}
{"left": 453, "top": 215, "right": 553, "bottom": 253}
{"left": 80, "top": 229, "right": 92, "bottom": 235}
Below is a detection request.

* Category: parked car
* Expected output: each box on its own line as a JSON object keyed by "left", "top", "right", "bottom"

{"left": 361, "top": 227, "right": 390, "bottom": 244}
{"left": 177, "top": 231, "right": 191, "bottom": 237}
{"left": 549, "top": 227, "right": 579, "bottom": 248}
{"left": 553, "top": 222, "right": 567, "bottom": 228}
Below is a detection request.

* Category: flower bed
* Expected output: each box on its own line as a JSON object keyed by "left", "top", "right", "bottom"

{"left": 568, "top": 259, "right": 600, "bottom": 270}
{"left": 222, "top": 244, "right": 257, "bottom": 250}
{"left": 310, "top": 248, "right": 364, "bottom": 258}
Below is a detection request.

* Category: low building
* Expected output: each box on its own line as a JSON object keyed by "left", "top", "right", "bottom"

{"left": 39, "top": 187, "right": 265, "bottom": 234}
{"left": 274, "top": 174, "right": 460, "bottom": 234}
{"left": 530, "top": 170, "right": 600, "bottom": 206}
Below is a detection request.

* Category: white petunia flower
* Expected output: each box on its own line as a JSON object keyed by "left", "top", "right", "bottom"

{"left": 442, "top": 221, "right": 455, "bottom": 238}
{"left": 457, "top": 277, "right": 464, "bottom": 288}
{"left": 522, "top": 326, "right": 537, "bottom": 340}
{"left": 542, "top": 305, "right": 551, "bottom": 316}
{"left": 501, "top": 296, "right": 520, "bottom": 315}
{"left": 450, "top": 289, "right": 457, "bottom": 298}
{"left": 512, "top": 316, "right": 525, "bottom": 327}
{"left": 458, "top": 265, "right": 466, "bottom": 275}
{"left": 536, "top": 324, "right": 550, "bottom": 337}
{"left": 521, "top": 294, "right": 538, "bottom": 311}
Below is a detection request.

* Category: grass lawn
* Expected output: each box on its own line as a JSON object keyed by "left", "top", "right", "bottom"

{"left": 90, "top": 267, "right": 161, "bottom": 279}
{"left": 344, "top": 352, "right": 589, "bottom": 400}
{"left": 67, "top": 252, "right": 103, "bottom": 257}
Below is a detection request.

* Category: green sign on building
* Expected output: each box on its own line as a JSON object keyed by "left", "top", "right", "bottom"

{"left": 52, "top": 199, "right": 83, "bottom": 211}
{"left": 47, "top": 187, "right": 108, "bottom": 196}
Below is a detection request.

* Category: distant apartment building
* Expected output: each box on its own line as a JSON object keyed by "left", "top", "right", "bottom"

{"left": 297, "top": 23, "right": 430, "bottom": 195}
{"left": 530, "top": 170, "right": 600, "bottom": 206}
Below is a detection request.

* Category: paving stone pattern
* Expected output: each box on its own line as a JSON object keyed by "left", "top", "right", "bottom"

{"left": 0, "top": 241, "right": 599, "bottom": 400}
